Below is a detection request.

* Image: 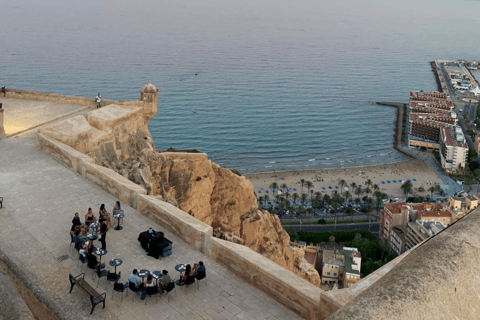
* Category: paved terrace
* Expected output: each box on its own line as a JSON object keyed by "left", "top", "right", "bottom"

{"left": 0, "top": 97, "right": 88, "bottom": 136}
{"left": 0, "top": 137, "right": 302, "bottom": 320}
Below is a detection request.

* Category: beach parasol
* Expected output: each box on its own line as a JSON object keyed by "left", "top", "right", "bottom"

{"left": 322, "top": 187, "right": 326, "bottom": 190}
{"left": 387, "top": 181, "right": 391, "bottom": 183}
{"left": 400, "top": 180, "right": 403, "bottom": 183}
{"left": 287, "top": 188, "right": 290, "bottom": 192}
{"left": 413, "top": 179, "right": 416, "bottom": 181}
{"left": 393, "top": 180, "right": 396, "bottom": 183}
{"left": 273, "top": 189, "right": 276, "bottom": 193}
{"left": 265, "top": 190, "right": 269, "bottom": 193}
{"left": 359, "top": 185, "right": 362, "bottom": 188}
{"left": 382, "top": 181, "right": 385, "bottom": 184}
{"left": 293, "top": 188, "right": 297, "bottom": 191}
{"left": 408, "top": 179, "right": 411, "bottom": 182}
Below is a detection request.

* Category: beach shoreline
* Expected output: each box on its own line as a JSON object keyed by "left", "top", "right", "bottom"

{"left": 245, "top": 158, "right": 446, "bottom": 199}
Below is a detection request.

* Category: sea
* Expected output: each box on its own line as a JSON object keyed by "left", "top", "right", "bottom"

{"left": 2, "top": 0, "right": 480, "bottom": 174}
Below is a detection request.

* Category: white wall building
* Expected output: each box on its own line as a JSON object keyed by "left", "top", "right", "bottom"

{"left": 440, "top": 126, "right": 468, "bottom": 174}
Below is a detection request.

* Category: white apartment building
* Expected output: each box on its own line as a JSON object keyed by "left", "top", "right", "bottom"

{"left": 440, "top": 126, "right": 468, "bottom": 174}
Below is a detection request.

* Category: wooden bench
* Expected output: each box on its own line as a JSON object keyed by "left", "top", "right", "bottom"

{"left": 69, "top": 273, "right": 106, "bottom": 315}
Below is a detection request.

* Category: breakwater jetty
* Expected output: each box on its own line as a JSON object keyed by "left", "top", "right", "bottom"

{"left": 376, "top": 102, "right": 419, "bottom": 160}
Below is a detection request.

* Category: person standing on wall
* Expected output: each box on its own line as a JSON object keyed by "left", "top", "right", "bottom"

{"left": 95, "top": 93, "right": 102, "bottom": 108}
{"left": 99, "top": 218, "right": 108, "bottom": 250}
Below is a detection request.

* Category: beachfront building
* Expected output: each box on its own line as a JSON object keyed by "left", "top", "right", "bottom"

{"left": 405, "top": 220, "right": 446, "bottom": 250}
{"left": 407, "top": 91, "right": 467, "bottom": 174}
{"left": 439, "top": 127, "right": 468, "bottom": 174}
{"left": 390, "top": 226, "right": 407, "bottom": 255}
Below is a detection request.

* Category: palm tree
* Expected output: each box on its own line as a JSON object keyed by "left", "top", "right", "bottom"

{"left": 366, "top": 179, "right": 372, "bottom": 189}
{"left": 258, "top": 196, "right": 264, "bottom": 208}
{"left": 280, "top": 183, "right": 288, "bottom": 201}
{"left": 429, "top": 186, "right": 435, "bottom": 198}
{"left": 264, "top": 194, "right": 270, "bottom": 207}
{"left": 301, "top": 193, "right": 308, "bottom": 205}
{"left": 275, "top": 194, "right": 281, "bottom": 204}
{"left": 300, "top": 179, "right": 305, "bottom": 195}
{"left": 310, "top": 189, "right": 314, "bottom": 204}
{"left": 351, "top": 182, "right": 357, "bottom": 192}
{"left": 400, "top": 181, "right": 413, "bottom": 198}
{"left": 306, "top": 181, "right": 313, "bottom": 196}
{"left": 339, "top": 179, "right": 346, "bottom": 194}
{"left": 365, "top": 187, "right": 372, "bottom": 197}
{"left": 355, "top": 187, "right": 363, "bottom": 199}
{"left": 293, "top": 193, "right": 299, "bottom": 205}
{"left": 373, "top": 184, "right": 379, "bottom": 192}
{"left": 285, "top": 192, "right": 291, "bottom": 205}
{"left": 345, "top": 191, "right": 351, "bottom": 202}
{"left": 269, "top": 182, "right": 278, "bottom": 193}
{"left": 315, "top": 191, "right": 322, "bottom": 201}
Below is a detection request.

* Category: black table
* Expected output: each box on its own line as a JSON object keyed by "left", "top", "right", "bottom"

{"left": 151, "top": 271, "right": 162, "bottom": 286}
{"left": 137, "top": 230, "right": 172, "bottom": 259}
{"left": 138, "top": 269, "right": 150, "bottom": 283}
{"left": 108, "top": 258, "right": 122, "bottom": 274}
{"left": 113, "top": 211, "right": 124, "bottom": 231}
{"left": 93, "top": 248, "right": 107, "bottom": 263}
{"left": 175, "top": 264, "right": 187, "bottom": 275}
{"left": 88, "top": 222, "right": 99, "bottom": 234}
{"left": 86, "top": 233, "right": 98, "bottom": 241}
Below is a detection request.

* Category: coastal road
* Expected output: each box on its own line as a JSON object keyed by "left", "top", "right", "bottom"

{"left": 283, "top": 222, "right": 380, "bottom": 233}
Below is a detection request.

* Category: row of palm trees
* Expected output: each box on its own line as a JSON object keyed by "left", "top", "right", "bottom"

{"left": 256, "top": 178, "right": 390, "bottom": 217}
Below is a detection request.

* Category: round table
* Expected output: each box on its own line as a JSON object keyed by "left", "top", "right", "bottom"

{"left": 86, "top": 233, "right": 98, "bottom": 241}
{"left": 108, "top": 258, "right": 122, "bottom": 274}
{"left": 138, "top": 269, "right": 150, "bottom": 283}
{"left": 113, "top": 212, "right": 124, "bottom": 231}
{"left": 151, "top": 271, "right": 163, "bottom": 286}
{"left": 175, "top": 263, "right": 187, "bottom": 275}
{"left": 89, "top": 222, "right": 99, "bottom": 235}
{"left": 93, "top": 248, "right": 108, "bottom": 263}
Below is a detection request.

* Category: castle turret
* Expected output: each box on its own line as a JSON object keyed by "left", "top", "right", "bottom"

{"left": 140, "top": 81, "right": 158, "bottom": 122}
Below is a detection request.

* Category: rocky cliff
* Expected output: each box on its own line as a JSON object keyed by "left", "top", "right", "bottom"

{"left": 127, "top": 149, "right": 321, "bottom": 286}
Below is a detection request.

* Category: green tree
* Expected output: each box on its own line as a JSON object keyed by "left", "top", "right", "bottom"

{"left": 264, "top": 194, "right": 269, "bottom": 207}
{"left": 400, "top": 180, "right": 413, "bottom": 198}
{"left": 258, "top": 196, "right": 264, "bottom": 208}
{"left": 275, "top": 194, "right": 281, "bottom": 203}
{"left": 324, "top": 194, "right": 331, "bottom": 205}
{"left": 339, "top": 179, "right": 346, "bottom": 194}
{"left": 366, "top": 179, "right": 372, "bottom": 189}
{"left": 365, "top": 187, "right": 372, "bottom": 197}
{"left": 373, "top": 184, "right": 379, "bottom": 192}
{"left": 310, "top": 189, "right": 314, "bottom": 204}
{"left": 286, "top": 227, "right": 299, "bottom": 242}
{"left": 315, "top": 192, "right": 322, "bottom": 201}
{"left": 293, "top": 193, "right": 299, "bottom": 204}
{"left": 429, "top": 186, "right": 435, "bottom": 198}
{"left": 301, "top": 193, "right": 308, "bottom": 205}
{"left": 300, "top": 179, "right": 305, "bottom": 195}
{"left": 306, "top": 181, "right": 313, "bottom": 196}
{"left": 467, "top": 148, "right": 478, "bottom": 163}
{"left": 355, "top": 187, "right": 363, "bottom": 199}
{"left": 269, "top": 182, "right": 278, "bottom": 195}
{"left": 345, "top": 191, "right": 351, "bottom": 202}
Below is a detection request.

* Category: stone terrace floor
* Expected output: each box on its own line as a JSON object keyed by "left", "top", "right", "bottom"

{"left": 0, "top": 97, "right": 87, "bottom": 135}
{"left": 0, "top": 137, "right": 302, "bottom": 320}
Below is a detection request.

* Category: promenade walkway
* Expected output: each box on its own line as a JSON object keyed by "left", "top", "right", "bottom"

{"left": 0, "top": 137, "right": 301, "bottom": 320}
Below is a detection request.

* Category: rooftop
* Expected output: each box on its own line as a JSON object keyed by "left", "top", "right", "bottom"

{"left": 343, "top": 249, "right": 360, "bottom": 276}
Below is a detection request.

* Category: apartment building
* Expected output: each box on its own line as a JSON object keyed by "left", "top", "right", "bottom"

{"left": 390, "top": 226, "right": 407, "bottom": 255}
{"left": 343, "top": 247, "right": 362, "bottom": 288}
{"left": 405, "top": 220, "right": 446, "bottom": 250}
{"left": 407, "top": 91, "right": 467, "bottom": 174}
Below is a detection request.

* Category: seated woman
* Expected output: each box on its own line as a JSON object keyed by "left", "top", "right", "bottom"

{"left": 99, "top": 204, "right": 112, "bottom": 227}
{"left": 144, "top": 274, "right": 156, "bottom": 291}
{"left": 180, "top": 264, "right": 195, "bottom": 285}
{"left": 112, "top": 201, "right": 122, "bottom": 214}
{"left": 85, "top": 208, "right": 96, "bottom": 227}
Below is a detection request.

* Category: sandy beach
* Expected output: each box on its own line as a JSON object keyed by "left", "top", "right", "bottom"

{"left": 245, "top": 159, "right": 446, "bottom": 199}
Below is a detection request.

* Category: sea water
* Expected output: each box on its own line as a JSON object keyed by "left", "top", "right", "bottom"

{"left": 1, "top": 0, "right": 480, "bottom": 173}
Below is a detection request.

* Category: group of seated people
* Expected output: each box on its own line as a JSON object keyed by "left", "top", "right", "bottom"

{"left": 127, "top": 261, "right": 206, "bottom": 299}
{"left": 70, "top": 202, "right": 122, "bottom": 234}
{"left": 179, "top": 262, "right": 206, "bottom": 286}
{"left": 71, "top": 202, "right": 123, "bottom": 263}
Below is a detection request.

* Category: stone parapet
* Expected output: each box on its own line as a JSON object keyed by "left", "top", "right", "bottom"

{"left": 135, "top": 194, "right": 213, "bottom": 252}
{"left": 205, "top": 237, "right": 343, "bottom": 320}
